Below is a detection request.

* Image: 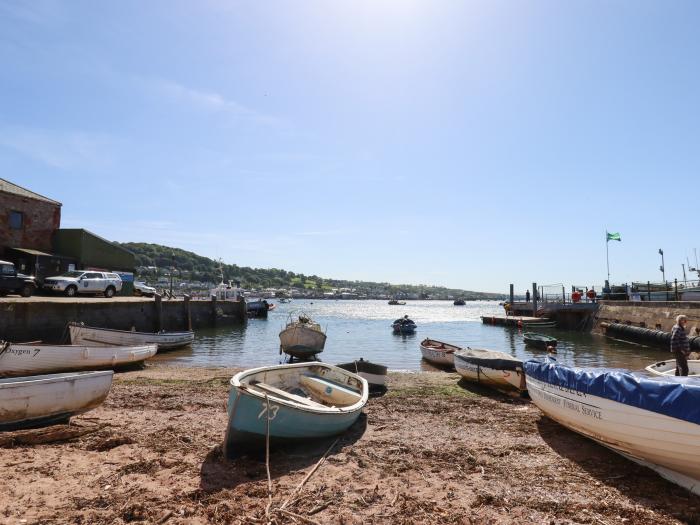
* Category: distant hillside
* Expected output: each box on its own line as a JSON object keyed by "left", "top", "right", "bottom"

{"left": 120, "top": 242, "right": 504, "bottom": 300}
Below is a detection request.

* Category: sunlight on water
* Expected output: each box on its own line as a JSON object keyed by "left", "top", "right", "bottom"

{"left": 152, "top": 299, "right": 671, "bottom": 372}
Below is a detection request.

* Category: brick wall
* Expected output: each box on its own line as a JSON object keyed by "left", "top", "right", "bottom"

{"left": 0, "top": 192, "right": 61, "bottom": 254}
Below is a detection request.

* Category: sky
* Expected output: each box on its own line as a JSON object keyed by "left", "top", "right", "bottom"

{"left": 0, "top": 0, "right": 698, "bottom": 294}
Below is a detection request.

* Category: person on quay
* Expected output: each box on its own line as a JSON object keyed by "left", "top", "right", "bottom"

{"left": 525, "top": 290, "right": 531, "bottom": 302}
{"left": 671, "top": 314, "right": 691, "bottom": 376}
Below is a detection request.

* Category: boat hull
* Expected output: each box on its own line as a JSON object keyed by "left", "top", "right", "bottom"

{"left": 645, "top": 359, "right": 700, "bottom": 377}
{"left": 0, "top": 371, "right": 113, "bottom": 431}
{"left": 69, "top": 323, "right": 194, "bottom": 351}
{"left": 392, "top": 324, "right": 416, "bottom": 334}
{"left": 279, "top": 324, "right": 326, "bottom": 356}
{"left": 454, "top": 350, "right": 525, "bottom": 391}
{"left": 336, "top": 360, "right": 388, "bottom": 389}
{"left": 419, "top": 339, "right": 457, "bottom": 367}
{"left": 0, "top": 343, "right": 157, "bottom": 377}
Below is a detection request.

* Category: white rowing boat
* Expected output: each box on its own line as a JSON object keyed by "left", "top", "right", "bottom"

{"left": 69, "top": 322, "right": 194, "bottom": 351}
{"left": 454, "top": 348, "right": 525, "bottom": 392}
{"left": 419, "top": 338, "right": 458, "bottom": 367}
{"left": 0, "top": 371, "right": 113, "bottom": 430}
{"left": 0, "top": 341, "right": 157, "bottom": 377}
{"left": 645, "top": 359, "right": 700, "bottom": 377}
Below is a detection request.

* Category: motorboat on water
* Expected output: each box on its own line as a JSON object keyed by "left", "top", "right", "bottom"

{"left": 388, "top": 299, "right": 406, "bottom": 305}
{"left": 279, "top": 314, "right": 327, "bottom": 359}
{"left": 419, "top": 338, "right": 458, "bottom": 368}
{"left": 453, "top": 298, "right": 466, "bottom": 306}
{"left": 392, "top": 316, "right": 416, "bottom": 334}
{"left": 454, "top": 348, "right": 526, "bottom": 392}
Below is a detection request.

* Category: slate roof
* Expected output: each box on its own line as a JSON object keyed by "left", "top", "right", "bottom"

{"left": 0, "top": 178, "right": 62, "bottom": 206}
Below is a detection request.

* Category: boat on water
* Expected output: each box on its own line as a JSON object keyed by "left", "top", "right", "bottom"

{"left": 419, "top": 338, "right": 458, "bottom": 367}
{"left": 525, "top": 358, "right": 700, "bottom": 496}
{"left": 523, "top": 332, "right": 557, "bottom": 350}
{"left": 279, "top": 314, "right": 327, "bottom": 359}
{"left": 522, "top": 321, "right": 557, "bottom": 329}
{"left": 454, "top": 348, "right": 526, "bottom": 392}
{"left": 278, "top": 297, "right": 291, "bottom": 304}
{"left": 453, "top": 298, "right": 466, "bottom": 306}
{"left": 392, "top": 316, "right": 416, "bottom": 334}
{"left": 388, "top": 299, "right": 406, "bottom": 305}
{"left": 646, "top": 359, "right": 700, "bottom": 377}
{"left": 336, "top": 358, "right": 388, "bottom": 392}
{"left": 247, "top": 299, "right": 270, "bottom": 318}
{"left": 209, "top": 280, "right": 244, "bottom": 302}
{"left": 223, "top": 362, "right": 368, "bottom": 457}
{"left": 69, "top": 322, "right": 194, "bottom": 351}
{"left": 0, "top": 370, "right": 113, "bottom": 430}
{"left": 0, "top": 341, "right": 157, "bottom": 377}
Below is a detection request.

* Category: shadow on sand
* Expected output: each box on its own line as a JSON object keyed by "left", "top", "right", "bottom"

{"left": 199, "top": 413, "right": 367, "bottom": 493}
{"left": 455, "top": 377, "right": 529, "bottom": 403}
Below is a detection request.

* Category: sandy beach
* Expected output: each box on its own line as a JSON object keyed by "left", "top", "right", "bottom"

{"left": 1, "top": 365, "right": 698, "bottom": 525}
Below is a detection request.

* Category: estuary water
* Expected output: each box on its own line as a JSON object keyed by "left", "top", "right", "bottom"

{"left": 152, "top": 299, "right": 670, "bottom": 372}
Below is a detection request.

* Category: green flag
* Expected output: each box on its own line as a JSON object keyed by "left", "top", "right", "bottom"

{"left": 606, "top": 232, "right": 621, "bottom": 242}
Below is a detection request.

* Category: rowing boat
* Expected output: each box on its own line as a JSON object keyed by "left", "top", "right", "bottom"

{"left": 523, "top": 332, "right": 557, "bottom": 350}
{"left": 645, "top": 359, "right": 700, "bottom": 377}
{"left": 419, "top": 338, "right": 458, "bottom": 367}
{"left": 454, "top": 348, "right": 526, "bottom": 392}
{"left": 69, "top": 322, "right": 194, "bottom": 351}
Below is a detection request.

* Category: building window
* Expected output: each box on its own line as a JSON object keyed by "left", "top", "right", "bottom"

{"left": 9, "top": 211, "right": 23, "bottom": 230}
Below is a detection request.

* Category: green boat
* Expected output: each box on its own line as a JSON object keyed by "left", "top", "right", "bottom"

{"left": 523, "top": 332, "right": 557, "bottom": 350}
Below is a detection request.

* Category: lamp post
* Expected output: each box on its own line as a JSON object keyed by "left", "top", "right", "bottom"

{"left": 659, "top": 249, "right": 665, "bottom": 284}
{"left": 169, "top": 252, "right": 175, "bottom": 296}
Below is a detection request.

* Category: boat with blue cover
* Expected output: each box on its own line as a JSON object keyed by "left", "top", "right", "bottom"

{"left": 223, "top": 362, "right": 368, "bottom": 457}
{"left": 525, "top": 358, "right": 700, "bottom": 495}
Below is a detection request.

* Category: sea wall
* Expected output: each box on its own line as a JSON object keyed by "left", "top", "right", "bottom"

{"left": 592, "top": 300, "right": 700, "bottom": 335}
{"left": 0, "top": 297, "right": 246, "bottom": 343}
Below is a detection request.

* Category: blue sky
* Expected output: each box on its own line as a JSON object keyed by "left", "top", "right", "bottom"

{"left": 1, "top": 0, "right": 698, "bottom": 293}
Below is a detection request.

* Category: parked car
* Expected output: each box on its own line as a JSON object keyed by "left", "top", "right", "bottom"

{"left": 134, "top": 281, "right": 156, "bottom": 297}
{"left": 0, "top": 260, "right": 36, "bottom": 297}
{"left": 43, "top": 271, "right": 123, "bottom": 298}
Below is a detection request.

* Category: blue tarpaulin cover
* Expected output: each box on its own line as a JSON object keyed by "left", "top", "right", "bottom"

{"left": 525, "top": 358, "right": 700, "bottom": 426}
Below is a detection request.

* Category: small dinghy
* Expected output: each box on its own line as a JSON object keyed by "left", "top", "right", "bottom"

{"left": 279, "top": 314, "right": 327, "bottom": 359}
{"left": 522, "top": 321, "right": 557, "bottom": 329}
{"left": 392, "top": 316, "right": 416, "bottom": 334}
{"left": 0, "top": 341, "right": 157, "bottom": 377}
{"left": 0, "top": 370, "right": 113, "bottom": 430}
{"left": 645, "top": 359, "right": 700, "bottom": 377}
{"left": 525, "top": 358, "right": 700, "bottom": 496}
{"left": 223, "top": 362, "right": 368, "bottom": 457}
{"left": 419, "top": 338, "right": 458, "bottom": 368}
{"left": 69, "top": 322, "right": 194, "bottom": 351}
{"left": 523, "top": 332, "right": 557, "bottom": 350}
{"left": 454, "top": 348, "right": 526, "bottom": 392}
{"left": 336, "top": 358, "right": 388, "bottom": 392}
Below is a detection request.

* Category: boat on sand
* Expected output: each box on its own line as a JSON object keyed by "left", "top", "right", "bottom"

{"left": 69, "top": 322, "right": 194, "bottom": 351}
{"left": 454, "top": 348, "right": 525, "bottom": 392}
{"left": 336, "top": 358, "right": 388, "bottom": 392}
{"left": 419, "top": 338, "right": 458, "bottom": 367}
{"left": 279, "top": 314, "right": 327, "bottom": 359}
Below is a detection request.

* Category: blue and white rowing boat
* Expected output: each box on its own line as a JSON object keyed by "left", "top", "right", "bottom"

{"left": 223, "top": 362, "right": 368, "bottom": 457}
{"left": 525, "top": 358, "right": 700, "bottom": 495}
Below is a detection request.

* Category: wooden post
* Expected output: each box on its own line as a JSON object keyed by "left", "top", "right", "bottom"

{"left": 154, "top": 293, "right": 163, "bottom": 332}
{"left": 184, "top": 294, "right": 192, "bottom": 331}
{"left": 647, "top": 281, "right": 651, "bottom": 301}
{"left": 562, "top": 286, "right": 566, "bottom": 304}
{"left": 509, "top": 284, "right": 514, "bottom": 309}
{"left": 532, "top": 282, "right": 538, "bottom": 317}
{"left": 211, "top": 294, "right": 218, "bottom": 325}
{"left": 674, "top": 279, "right": 678, "bottom": 301}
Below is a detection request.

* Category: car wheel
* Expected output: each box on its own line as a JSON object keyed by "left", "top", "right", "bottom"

{"left": 104, "top": 286, "right": 115, "bottom": 298}
{"left": 65, "top": 285, "right": 78, "bottom": 297}
{"left": 20, "top": 285, "right": 33, "bottom": 297}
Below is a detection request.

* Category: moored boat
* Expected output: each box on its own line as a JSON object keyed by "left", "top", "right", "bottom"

{"left": 0, "top": 341, "right": 157, "bottom": 377}
{"left": 279, "top": 314, "right": 327, "bottom": 359}
{"left": 453, "top": 298, "right": 466, "bottom": 306}
{"left": 69, "top": 322, "right": 194, "bottom": 351}
{"left": 419, "top": 338, "right": 458, "bottom": 367}
{"left": 0, "top": 370, "right": 113, "bottom": 430}
{"left": 645, "top": 359, "right": 700, "bottom": 377}
{"left": 523, "top": 332, "right": 557, "bottom": 350}
{"left": 388, "top": 299, "right": 406, "bottom": 305}
{"left": 223, "top": 362, "right": 368, "bottom": 457}
{"left": 247, "top": 299, "right": 270, "bottom": 318}
{"left": 454, "top": 348, "right": 525, "bottom": 392}
{"left": 525, "top": 358, "right": 700, "bottom": 496}
{"left": 336, "top": 358, "right": 388, "bottom": 391}
{"left": 392, "top": 316, "right": 416, "bottom": 334}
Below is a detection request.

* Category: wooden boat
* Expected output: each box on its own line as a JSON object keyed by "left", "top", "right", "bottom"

{"left": 392, "top": 317, "right": 416, "bottom": 334}
{"left": 0, "top": 370, "right": 113, "bottom": 430}
{"left": 419, "top": 338, "right": 458, "bottom": 367}
{"left": 68, "top": 322, "right": 194, "bottom": 351}
{"left": 454, "top": 348, "right": 526, "bottom": 392}
{"left": 223, "top": 362, "right": 368, "bottom": 457}
{"left": 645, "top": 359, "right": 700, "bottom": 377}
{"left": 525, "top": 358, "right": 700, "bottom": 496}
{"left": 279, "top": 315, "right": 327, "bottom": 359}
{"left": 336, "top": 358, "right": 388, "bottom": 391}
{"left": 523, "top": 332, "right": 557, "bottom": 350}
{"left": 0, "top": 341, "right": 157, "bottom": 377}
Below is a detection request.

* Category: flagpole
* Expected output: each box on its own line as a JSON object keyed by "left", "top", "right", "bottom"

{"left": 606, "top": 230, "right": 610, "bottom": 282}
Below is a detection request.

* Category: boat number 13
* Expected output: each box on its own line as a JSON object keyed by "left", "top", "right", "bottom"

{"left": 258, "top": 404, "right": 279, "bottom": 421}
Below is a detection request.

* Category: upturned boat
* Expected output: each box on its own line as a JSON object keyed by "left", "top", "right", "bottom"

{"left": 0, "top": 370, "right": 113, "bottom": 430}
{"left": 336, "top": 358, "right": 388, "bottom": 391}
{"left": 646, "top": 359, "right": 700, "bottom": 377}
{"left": 525, "top": 358, "right": 700, "bottom": 496}
{"left": 0, "top": 341, "right": 157, "bottom": 377}
{"left": 223, "top": 362, "right": 368, "bottom": 457}
{"left": 69, "top": 322, "right": 194, "bottom": 351}
{"left": 279, "top": 314, "right": 327, "bottom": 359}
{"left": 419, "top": 338, "right": 458, "bottom": 367}
{"left": 454, "top": 348, "right": 526, "bottom": 392}
{"left": 523, "top": 332, "right": 557, "bottom": 350}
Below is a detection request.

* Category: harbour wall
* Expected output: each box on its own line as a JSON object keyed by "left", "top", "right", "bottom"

{"left": 592, "top": 300, "right": 700, "bottom": 336}
{"left": 0, "top": 297, "right": 246, "bottom": 343}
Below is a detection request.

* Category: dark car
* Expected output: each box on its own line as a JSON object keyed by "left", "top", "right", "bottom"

{"left": 0, "top": 260, "right": 36, "bottom": 297}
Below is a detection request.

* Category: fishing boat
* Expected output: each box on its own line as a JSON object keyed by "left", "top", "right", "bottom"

{"left": 0, "top": 341, "right": 157, "bottom": 377}
{"left": 419, "top": 338, "right": 458, "bottom": 367}
{"left": 69, "top": 322, "right": 194, "bottom": 351}
{"left": 388, "top": 299, "right": 406, "bottom": 305}
{"left": 525, "top": 358, "right": 700, "bottom": 496}
{"left": 523, "top": 332, "right": 557, "bottom": 350}
{"left": 247, "top": 299, "right": 270, "bottom": 318}
{"left": 0, "top": 370, "right": 113, "bottom": 430}
{"left": 392, "top": 316, "right": 416, "bottom": 334}
{"left": 645, "top": 359, "right": 700, "bottom": 377}
{"left": 336, "top": 358, "right": 388, "bottom": 391}
{"left": 223, "top": 362, "right": 368, "bottom": 457}
{"left": 454, "top": 348, "right": 526, "bottom": 392}
{"left": 279, "top": 314, "right": 327, "bottom": 359}
{"left": 453, "top": 298, "right": 466, "bottom": 306}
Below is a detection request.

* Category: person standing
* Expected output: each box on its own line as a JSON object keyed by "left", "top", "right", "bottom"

{"left": 525, "top": 290, "right": 530, "bottom": 302}
{"left": 671, "top": 315, "right": 691, "bottom": 376}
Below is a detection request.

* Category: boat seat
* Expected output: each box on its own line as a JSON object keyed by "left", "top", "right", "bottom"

{"left": 299, "top": 375, "right": 362, "bottom": 406}
{"left": 250, "top": 382, "right": 328, "bottom": 409}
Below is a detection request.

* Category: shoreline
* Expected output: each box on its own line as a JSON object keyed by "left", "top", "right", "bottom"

{"left": 2, "top": 364, "right": 697, "bottom": 524}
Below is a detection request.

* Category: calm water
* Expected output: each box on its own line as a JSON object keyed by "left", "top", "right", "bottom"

{"left": 152, "top": 299, "right": 670, "bottom": 372}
